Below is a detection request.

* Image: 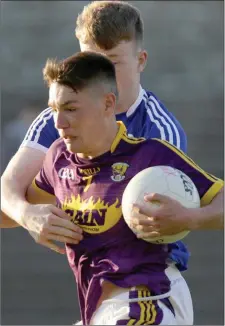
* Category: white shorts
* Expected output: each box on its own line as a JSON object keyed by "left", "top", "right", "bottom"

{"left": 88, "top": 264, "right": 193, "bottom": 325}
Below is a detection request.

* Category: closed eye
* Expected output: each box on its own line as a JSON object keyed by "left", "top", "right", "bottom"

{"left": 50, "top": 106, "right": 77, "bottom": 112}
{"left": 65, "top": 108, "right": 77, "bottom": 112}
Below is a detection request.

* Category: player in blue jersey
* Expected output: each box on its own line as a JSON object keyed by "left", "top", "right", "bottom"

{"left": 1, "top": 1, "right": 223, "bottom": 323}
{"left": 25, "top": 52, "right": 223, "bottom": 325}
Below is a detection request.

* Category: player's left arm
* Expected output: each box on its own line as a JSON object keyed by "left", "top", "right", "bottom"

{"left": 132, "top": 139, "right": 223, "bottom": 236}
{"left": 145, "top": 185, "right": 224, "bottom": 231}
{"left": 192, "top": 186, "right": 223, "bottom": 230}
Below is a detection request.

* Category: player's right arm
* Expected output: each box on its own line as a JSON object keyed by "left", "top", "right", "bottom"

{"left": 1, "top": 211, "right": 20, "bottom": 228}
{"left": 1, "top": 147, "right": 46, "bottom": 227}
{"left": 1, "top": 108, "right": 57, "bottom": 227}
{"left": 1, "top": 109, "right": 83, "bottom": 252}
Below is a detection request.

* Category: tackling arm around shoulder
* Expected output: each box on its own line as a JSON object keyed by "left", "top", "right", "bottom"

{"left": 25, "top": 176, "right": 83, "bottom": 253}
{"left": 1, "top": 147, "right": 46, "bottom": 228}
{"left": 1, "top": 147, "right": 83, "bottom": 252}
{"left": 0, "top": 168, "right": 56, "bottom": 229}
{"left": 1, "top": 211, "right": 20, "bottom": 228}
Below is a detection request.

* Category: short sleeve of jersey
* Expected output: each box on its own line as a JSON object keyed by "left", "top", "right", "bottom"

{"left": 33, "top": 142, "right": 57, "bottom": 195}
{"left": 20, "top": 108, "right": 59, "bottom": 152}
{"left": 149, "top": 139, "right": 224, "bottom": 205}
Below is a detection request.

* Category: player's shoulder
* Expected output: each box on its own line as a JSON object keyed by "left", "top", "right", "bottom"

{"left": 122, "top": 137, "right": 171, "bottom": 163}
{"left": 49, "top": 137, "right": 65, "bottom": 150}
{"left": 143, "top": 137, "right": 170, "bottom": 149}
{"left": 144, "top": 89, "right": 176, "bottom": 121}
{"left": 147, "top": 137, "right": 184, "bottom": 154}
{"left": 27, "top": 106, "right": 55, "bottom": 126}
{"left": 46, "top": 138, "right": 67, "bottom": 163}
{"left": 123, "top": 135, "right": 155, "bottom": 152}
{"left": 21, "top": 106, "right": 59, "bottom": 152}
{"left": 143, "top": 88, "right": 187, "bottom": 149}
{"left": 143, "top": 89, "right": 175, "bottom": 118}
{"left": 121, "top": 132, "right": 146, "bottom": 148}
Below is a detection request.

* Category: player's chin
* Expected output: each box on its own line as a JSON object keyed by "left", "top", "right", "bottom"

{"left": 64, "top": 140, "right": 80, "bottom": 153}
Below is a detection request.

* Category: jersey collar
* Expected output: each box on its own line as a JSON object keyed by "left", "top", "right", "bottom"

{"left": 110, "top": 121, "right": 127, "bottom": 153}
{"left": 126, "top": 85, "right": 145, "bottom": 118}
{"left": 65, "top": 121, "right": 127, "bottom": 163}
{"left": 68, "top": 121, "right": 127, "bottom": 162}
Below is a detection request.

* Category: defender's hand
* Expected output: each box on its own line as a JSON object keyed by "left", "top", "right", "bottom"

{"left": 130, "top": 193, "right": 192, "bottom": 239}
{"left": 23, "top": 204, "right": 83, "bottom": 254}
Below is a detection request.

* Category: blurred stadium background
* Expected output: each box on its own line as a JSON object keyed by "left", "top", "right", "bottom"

{"left": 1, "top": 1, "right": 224, "bottom": 325}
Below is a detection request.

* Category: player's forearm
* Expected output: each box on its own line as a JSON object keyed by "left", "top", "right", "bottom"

{"left": 1, "top": 148, "right": 46, "bottom": 228}
{"left": 188, "top": 187, "right": 224, "bottom": 230}
{"left": 1, "top": 175, "right": 31, "bottom": 228}
{"left": 0, "top": 210, "right": 20, "bottom": 228}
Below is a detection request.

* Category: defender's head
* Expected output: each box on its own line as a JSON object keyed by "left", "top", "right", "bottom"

{"left": 75, "top": 1, "right": 148, "bottom": 111}
{"left": 43, "top": 51, "right": 118, "bottom": 155}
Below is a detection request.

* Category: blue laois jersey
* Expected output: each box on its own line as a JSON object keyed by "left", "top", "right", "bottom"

{"left": 21, "top": 86, "right": 189, "bottom": 271}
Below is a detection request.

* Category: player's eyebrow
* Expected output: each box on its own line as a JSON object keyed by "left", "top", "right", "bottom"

{"left": 60, "top": 100, "right": 78, "bottom": 107}
{"left": 48, "top": 100, "right": 78, "bottom": 108}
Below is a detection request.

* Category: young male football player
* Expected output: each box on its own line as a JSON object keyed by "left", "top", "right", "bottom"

{"left": 25, "top": 52, "right": 223, "bottom": 325}
{"left": 1, "top": 2, "right": 223, "bottom": 323}
{"left": 1, "top": 0, "right": 188, "bottom": 246}
{"left": 2, "top": 0, "right": 223, "bottom": 257}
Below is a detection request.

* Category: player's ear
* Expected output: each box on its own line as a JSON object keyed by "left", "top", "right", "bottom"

{"left": 138, "top": 49, "right": 148, "bottom": 73}
{"left": 105, "top": 93, "right": 116, "bottom": 114}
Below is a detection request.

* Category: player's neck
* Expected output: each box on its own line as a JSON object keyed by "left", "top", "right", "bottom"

{"left": 77, "top": 122, "right": 119, "bottom": 160}
{"left": 115, "top": 84, "right": 140, "bottom": 114}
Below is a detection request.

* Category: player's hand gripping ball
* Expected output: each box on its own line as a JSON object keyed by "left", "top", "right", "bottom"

{"left": 122, "top": 166, "right": 200, "bottom": 244}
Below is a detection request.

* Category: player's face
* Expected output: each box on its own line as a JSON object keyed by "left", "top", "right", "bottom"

{"left": 49, "top": 82, "right": 116, "bottom": 156}
{"left": 79, "top": 41, "right": 147, "bottom": 112}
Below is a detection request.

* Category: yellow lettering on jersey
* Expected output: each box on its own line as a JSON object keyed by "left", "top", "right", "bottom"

{"left": 83, "top": 176, "right": 93, "bottom": 192}
{"left": 62, "top": 195, "right": 122, "bottom": 234}
{"left": 79, "top": 167, "right": 100, "bottom": 176}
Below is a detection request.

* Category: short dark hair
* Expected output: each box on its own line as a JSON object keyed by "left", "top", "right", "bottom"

{"left": 75, "top": 1, "right": 144, "bottom": 50}
{"left": 43, "top": 51, "right": 118, "bottom": 95}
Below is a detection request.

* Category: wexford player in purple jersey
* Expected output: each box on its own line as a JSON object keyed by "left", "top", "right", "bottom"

{"left": 2, "top": 0, "right": 223, "bottom": 257}
{"left": 25, "top": 52, "right": 223, "bottom": 325}
{"left": 1, "top": 2, "right": 191, "bottom": 261}
{"left": 1, "top": 1, "right": 223, "bottom": 323}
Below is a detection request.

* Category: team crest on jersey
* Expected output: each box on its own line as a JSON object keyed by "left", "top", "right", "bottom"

{"left": 111, "top": 162, "right": 129, "bottom": 182}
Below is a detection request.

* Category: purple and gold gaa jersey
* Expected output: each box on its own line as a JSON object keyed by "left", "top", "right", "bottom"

{"left": 34, "top": 122, "right": 223, "bottom": 324}
{"left": 21, "top": 86, "right": 188, "bottom": 271}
